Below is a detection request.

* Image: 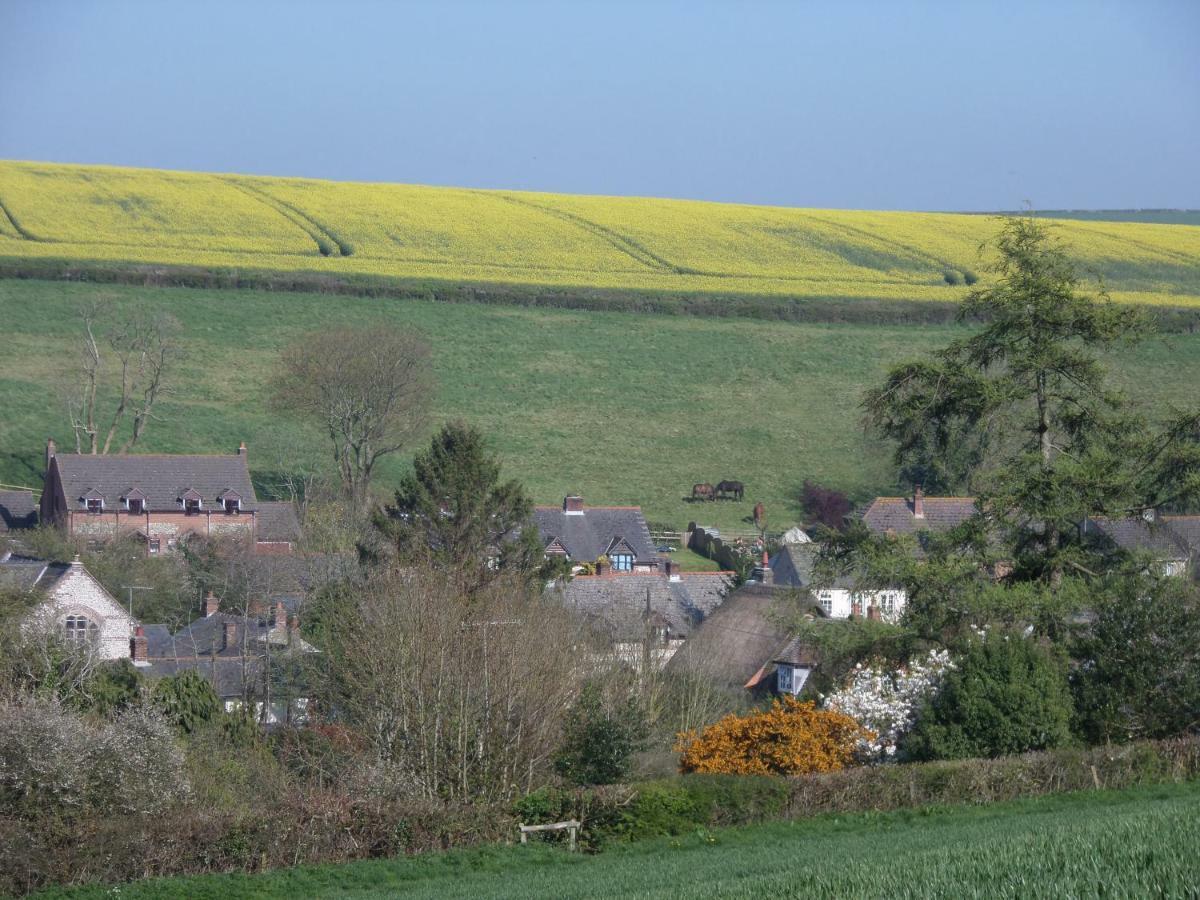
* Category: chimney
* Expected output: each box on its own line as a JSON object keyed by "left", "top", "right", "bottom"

{"left": 664, "top": 558, "right": 681, "bottom": 582}
{"left": 204, "top": 591, "right": 220, "bottom": 617}
{"left": 274, "top": 601, "right": 287, "bottom": 631}
{"left": 46, "top": 437, "right": 57, "bottom": 470}
{"left": 237, "top": 441, "right": 247, "bottom": 458}
{"left": 760, "top": 550, "right": 773, "bottom": 585}
{"left": 223, "top": 621, "right": 238, "bottom": 652}
{"left": 130, "top": 626, "right": 148, "bottom": 664}
{"left": 287, "top": 615, "right": 299, "bottom": 647}
{"left": 563, "top": 496, "right": 585, "bottom": 515}
{"left": 913, "top": 485, "right": 925, "bottom": 519}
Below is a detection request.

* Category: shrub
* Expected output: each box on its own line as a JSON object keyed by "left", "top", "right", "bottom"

{"left": 800, "top": 480, "right": 852, "bottom": 531}
{"left": 902, "top": 633, "right": 1073, "bottom": 761}
{"left": 554, "top": 683, "right": 647, "bottom": 786}
{"left": 676, "top": 697, "right": 871, "bottom": 775}
{"left": 962, "top": 269, "right": 979, "bottom": 285}
{"left": 943, "top": 269, "right": 963, "bottom": 285}
{"left": 151, "top": 669, "right": 220, "bottom": 734}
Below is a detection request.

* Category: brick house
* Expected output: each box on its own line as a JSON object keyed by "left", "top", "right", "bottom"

{"left": 39, "top": 439, "right": 298, "bottom": 554}
{"left": 533, "top": 496, "right": 659, "bottom": 573}
{"left": 0, "top": 552, "right": 138, "bottom": 660}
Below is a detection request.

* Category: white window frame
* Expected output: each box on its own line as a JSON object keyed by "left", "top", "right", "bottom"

{"left": 85, "top": 498, "right": 103, "bottom": 514}
{"left": 612, "top": 553, "right": 634, "bottom": 572}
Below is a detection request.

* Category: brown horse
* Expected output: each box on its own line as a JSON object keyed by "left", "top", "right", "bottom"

{"left": 716, "top": 480, "right": 745, "bottom": 501}
{"left": 691, "top": 482, "right": 716, "bottom": 502}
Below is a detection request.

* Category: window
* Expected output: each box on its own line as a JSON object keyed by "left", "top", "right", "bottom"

{"left": 64, "top": 615, "right": 98, "bottom": 646}
{"left": 818, "top": 591, "right": 833, "bottom": 616}
{"left": 148, "top": 538, "right": 161, "bottom": 555}
{"left": 611, "top": 553, "right": 634, "bottom": 572}
{"left": 85, "top": 498, "right": 103, "bottom": 514}
{"left": 184, "top": 498, "right": 201, "bottom": 515}
{"left": 223, "top": 498, "right": 240, "bottom": 515}
{"left": 880, "top": 592, "right": 897, "bottom": 616}
{"left": 777, "top": 665, "right": 793, "bottom": 694}
{"left": 127, "top": 498, "right": 144, "bottom": 514}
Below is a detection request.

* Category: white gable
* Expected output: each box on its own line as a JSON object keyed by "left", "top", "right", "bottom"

{"left": 27, "top": 559, "right": 139, "bottom": 660}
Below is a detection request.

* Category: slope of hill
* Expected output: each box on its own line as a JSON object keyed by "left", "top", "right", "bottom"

{"left": 2, "top": 160, "right": 1198, "bottom": 309}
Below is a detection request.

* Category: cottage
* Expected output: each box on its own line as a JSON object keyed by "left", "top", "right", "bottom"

{"left": 139, "top": 593, "right": 315, "bottom": 725}
{"left": 552, "top": 561, "right": 731, "bottom": 669}
{"left": 769, "top": 542, "right": 905, "bottom": 622}
{"left": 0, "top": 552, "right": 138, "bottom": 660}
{"left": 533, "top": 496, "right": 659, "bottom": 573}
{"left": 39, "top": 439, "right": 299, "bottom": 555}
{"left": 860, "top": 487, "right": 977, "bottom": 539}
{"left": 1085, "top": 511, "right": 1200, "bottom": 578}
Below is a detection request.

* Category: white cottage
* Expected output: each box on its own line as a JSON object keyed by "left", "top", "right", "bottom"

{"left": 0, "top": 553, "right": 138, "bottom": 660}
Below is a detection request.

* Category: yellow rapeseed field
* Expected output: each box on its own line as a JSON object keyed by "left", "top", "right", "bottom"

{"left": 1, "top": 160, "right": 1197, "bottom": 307}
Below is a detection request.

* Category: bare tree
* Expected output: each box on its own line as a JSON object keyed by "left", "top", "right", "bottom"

{"left": 270, "top": 326, "right": 434, "bottom": 510}
{"left": 63, "top": 300, "right": 183, "bottom": 454}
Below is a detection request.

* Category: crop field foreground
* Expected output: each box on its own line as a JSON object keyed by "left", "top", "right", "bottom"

{"left": 38, "top": 780, "right": 1200, "bottom": 899}
{"left": 2, "top": 160, "right": 1199, "bottom": 309}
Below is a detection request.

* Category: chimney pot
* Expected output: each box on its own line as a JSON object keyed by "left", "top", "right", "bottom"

{"left": 563, "top": 496, "right": 585, "bottom": 515}
{"left": 237, "top": 441, "right": 247, "bottom": 456}
{"left": 204, "top": 591, "right": 220, "bottom": 617}
{"left": 913, "top": 485, "right": 925, "bottom": 519}
{"left": 131, "top": 625, "right": 148, "bottom": 663}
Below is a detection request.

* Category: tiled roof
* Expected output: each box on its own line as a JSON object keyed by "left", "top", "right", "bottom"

{"left": 769, "top": 544, "right": 856, "bottom": 590}
{"left": 532, "top": 505, "right": 657, "bottom": 565}
{"left": 52, "top": 452, "right": 257, "bottom": 511}
{"left": 1087, "top": 515, "right": 1200, "bottom": 560}
{"left": 144, "top": 656, "right": 268, "bottom": 699}
{"left": 255, "top": 501, "right": 301, "bottom": 543}
{"left": 861, "top": 496, "right": 977, "bottom": 535}
{"left": 0, "top": 556, "right": 70, "bottom": 592}
{"left": 552, "top": 571, "right": 732, "bottom": 642}
{"left": 0, "top": 491, "right": 37, "bottom": 532}
{"left": 772, "top": 636, "right": 818, "bottom": 667}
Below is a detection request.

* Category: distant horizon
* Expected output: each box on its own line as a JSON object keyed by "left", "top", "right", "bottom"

{"left": 2, "top": 1, "right": 1197, "bottom": 211}
{"left": 3, "top": 156, "right": 1197, "bottom": 218}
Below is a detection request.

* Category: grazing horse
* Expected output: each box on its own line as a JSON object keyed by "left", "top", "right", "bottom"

{"left": 691, "top": 482, "right": 716, "bottom": 502}
{"left": 716, "top": 480, "right": 745, "bottom": 501}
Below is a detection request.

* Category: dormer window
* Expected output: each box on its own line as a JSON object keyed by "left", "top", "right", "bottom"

{"left": 127, "top": 498, "right": 144, "bottom": 514}
{"left": 224, "top": 498, "right": 241, "bottom": 514}
{"left": 611, "top": 553, "right": 634, "bottom": 572}
{"left": 85, "top": 498, "right": 103, "bottom": 514}
{"left": 185, "top": 498, "right": 201, "bottom": 515}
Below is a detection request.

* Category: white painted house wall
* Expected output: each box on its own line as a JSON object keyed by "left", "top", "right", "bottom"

{"left": 814, "top": 588, "right": 906, "bottom": 623}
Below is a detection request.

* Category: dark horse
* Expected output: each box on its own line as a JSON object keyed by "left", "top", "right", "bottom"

{"left": 715, "top": 480, "right": 745, "bottom": 501}
{"left": 692, "top": 482, "right": 716, "bottom": 502}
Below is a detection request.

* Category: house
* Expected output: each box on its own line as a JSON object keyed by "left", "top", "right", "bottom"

{"left": 666, "top": 582, "right": 821, "bottom": 698}
{"left": 138, "top": 593, "right": 315, "bottom": 725}
{"left": 769, "top": 542, "right": 906, "bottom": 622}
{"left": 533, "top": 496, "right": 659, "bottom": 573}
{"left": 39, "top": 439, "right": 299, "bottom": 555}
{"left": 552, "top": 561, "right": 732, "bottom": 669}
{"left": 1085, "top": 512, "right": 1200, "bottom": 578}
{"left": 861, "top": 487, "right": 977, "bottom": 539}
{"left": 0, "top": 489, "right": 38, "bottom": 533}
{"left": 0, "top": 552, "right": 138, "bottom": 660}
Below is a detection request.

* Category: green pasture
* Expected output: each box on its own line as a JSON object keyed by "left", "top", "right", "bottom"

{"left": 2, "top": 280, "right": 1198, "bottom": 536}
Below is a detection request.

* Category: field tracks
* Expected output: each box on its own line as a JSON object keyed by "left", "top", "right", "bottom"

{"left": 0, "top": 193, "right": 45, "bottom": 241}
{"left": 224, "top": 179, "right": 354, "bottom": 257}
{"left": 491, "top": 192, "right": 696, "bottom": 275}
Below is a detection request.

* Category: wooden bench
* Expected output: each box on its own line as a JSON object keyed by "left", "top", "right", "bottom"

{"left": 518, "top": 819, "right": 582, "bottom": 851}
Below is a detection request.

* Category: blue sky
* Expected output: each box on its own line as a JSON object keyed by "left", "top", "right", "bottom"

{"left": 1, "top": 0, "right": 1197, "bottom": 210}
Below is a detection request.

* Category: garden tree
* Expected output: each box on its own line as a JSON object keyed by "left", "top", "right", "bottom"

{"left": 378, "top": 421, "right": 544, "bottom": 592}
{"left": 801, "top": 480, "right": 852, "bottom": 531}
{"left": 676, "top": 697, "right": 870, "bottom": 776}
{"left": 314, "top": 564, "right": 584, "bottom": 801}
{"left": 151, "top": 669, "right": 220, "bottom": 734}
{"left": 62, "top": 299, "right": 183, "bottom": 454}
{"left": 554, "top": 682, "right": 648, "bottom": 786}
{"left": 864, "top": 217, "right": 1200, "bottom": 584}
{"left": 901, "top": 632, "right": 1073, "bottom": 761}
{"left": 271, "top": 325, "right": 434, "bottom": 510}
{"left": 1072, "top": 569, "right": 1200, "bottom": 743}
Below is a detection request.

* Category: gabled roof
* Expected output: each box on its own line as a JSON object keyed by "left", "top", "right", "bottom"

{"left": 532, "top": 505, "right": 657, "bottom": 564}
{"left": 0, "top": 490, "right": 37, "bottom": 532}
{"left": 861, "top": 496, "right": 977, "bottom": 535}
{"left": 665, "top": 584, "right": 791, "bottom": 688}
{"left": 552, "top": 571, "right": 732, "bottom": 643}
{"left": 769, "top": 544, "right": 856, "bottom": 591}
{"left": 1086, "top": 515, "right": 1200, "bottom": 560}
{"left": 0, "top": 556, "right": 70, "bottom": 592}
{"left": 255, "top": 501, "right": 301, "bottom": 544}
{"left": 51, "top": 453, "right": 257, "bottom": 511}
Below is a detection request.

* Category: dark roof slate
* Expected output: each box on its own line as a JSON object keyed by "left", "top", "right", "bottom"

{"left": 52, "top": 453, "right": 257, "bottom": 511}
{"left": 0, "top": 556, "right": 70, "bottom": 592}
{"left": 1087, "top": 515, "right": 1200, "bottom": 560}
{"left": 0, "top": 491, "right": 37, "bottom": 532}
{"left": 861, "top": 496, "right": 977, "bottom": 535}
{"left": 255, "top": 501, "right": 301, "bottom": 544}
{"left": 533, "top": 506, "right": 657, "bottom": 565}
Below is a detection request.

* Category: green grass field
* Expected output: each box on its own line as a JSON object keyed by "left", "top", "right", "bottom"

{"left": 37, "top": 780, "right": 1200, "bottom": 899}
{"left": 2, "top": 161, "right": 1199, "bottom": 309}
{"left": 3, "top": 279, "right": 1199, "bottom": 534}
